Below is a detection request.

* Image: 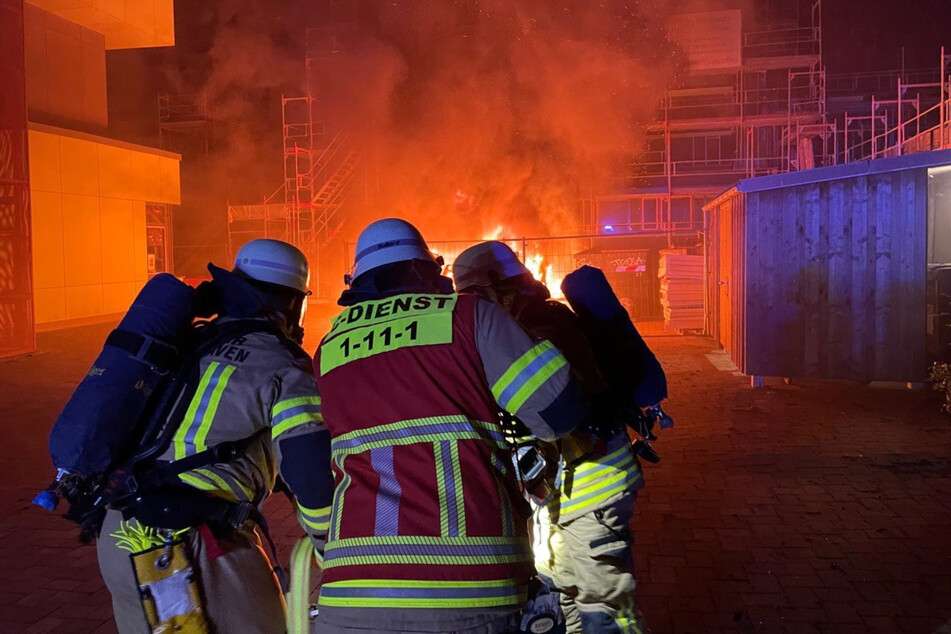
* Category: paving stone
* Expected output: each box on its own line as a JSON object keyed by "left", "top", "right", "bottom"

{"left": 5, "top": 332, "right": 951, "bottom": 632}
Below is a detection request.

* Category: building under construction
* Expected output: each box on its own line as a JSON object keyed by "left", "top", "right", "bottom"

{"left": 225, "top": 0, "right": 950, "bottom": 336}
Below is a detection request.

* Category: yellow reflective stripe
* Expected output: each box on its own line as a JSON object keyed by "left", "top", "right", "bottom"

{"left": 573, "top": 454, "right": 636, "bottom": 488}
{"left": 331, "top": 455, "right": 350, "bottom": 540}
{"left": 506, "top": 354, "right": 566, "bottom": 414}
{"left": 322, "top": 553, "right": 530, "bottom": 569}
{"left": 193, "top": 365, "right": 236, "bottom": 453}
{"left": 450, "top": 442, "right": 466, "bottom": 536}
{"left": 178, "top": 472, "right": 238, "bottom": 502}
{"left": 491, "top": 341, "right": 554, "bottom": 402}
{"left": 298, "top": 503, "right": 332, "bottom": 521}
{"left": 326, "top": 535, "right": 524, "bottom": 548}
{"left": 178, "top": 468, "right": 254, "bottom": 503}
{"left": 272, "top": 412, "right": 323, "bottom": 439}
{"left": 200, "top": 467, "right": 254, "bottom": 500}
{"left": 172, "top": 363, "right": 219, "bottom": 460}
{"left": 328, "top": 578, "right": 518, "bottom": 588}
{"left": 274, "top": 396, "right": 320, "bottom": 417}
{"left": 302, "top": 517, "right": 328, "bottom": 531}
{"left": 318, "top": 579, "right": 526, "bottom": 609}
{"left": 434, "top": 442, "right": 450, "bottom": 537}
{"left": 334, "top": 415, "right": 498, "bottom": 445}
{"left": 573, "top": 445, "right": 634, "bottom": 477}
{"left": 559, "top": 469, "right": 643, "bottom": 515}
{"left": 297, "top": 504, "right": 331, "bottom": 532}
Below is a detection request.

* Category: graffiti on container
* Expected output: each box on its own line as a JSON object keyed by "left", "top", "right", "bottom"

{"left": 574, "top": 252, "right": 647, "bottom": 273}
{"left": 611, "top": 255, "right": 647, "bottom": 273}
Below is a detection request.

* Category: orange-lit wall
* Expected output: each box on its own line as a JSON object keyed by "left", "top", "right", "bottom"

{"left": 25, "top": 0, "right": 174, "bottom": 50}
{"left": 23, "top": 4, "right": 107, "bottom": 130}
{"left": 28, "top": 125, "right": 181, "bottom": 326}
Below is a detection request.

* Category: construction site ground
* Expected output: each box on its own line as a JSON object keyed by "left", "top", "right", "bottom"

{"left": 2, "top": 317, "right": 951, "bottom": 633}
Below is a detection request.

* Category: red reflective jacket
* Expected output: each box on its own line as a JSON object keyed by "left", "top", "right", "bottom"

{"left": 314, "top": 293, "right": 538, "bottom": 610}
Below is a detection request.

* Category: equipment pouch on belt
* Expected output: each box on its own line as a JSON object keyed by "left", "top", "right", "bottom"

{"left": 130, "top": 538, "right": 210, "bottom": 634}
{"left": 520, "top": 580, "right": 566, "bottom": 634}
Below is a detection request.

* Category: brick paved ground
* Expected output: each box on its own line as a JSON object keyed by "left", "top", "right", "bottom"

{"left": 2, "top": 323, "right": 950, "bottom": 633}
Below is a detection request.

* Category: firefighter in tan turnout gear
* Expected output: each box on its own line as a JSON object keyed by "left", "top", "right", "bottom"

{"left": 96, "top": 240, "right": 333, "bottom": 633}
{"left": 454, "top": 241, "right": 649, "bottom": 634}
{"left": 291, "top": 218, "right": 589, "bottom": 633}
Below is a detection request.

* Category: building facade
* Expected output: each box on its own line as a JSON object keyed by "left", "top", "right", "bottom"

{"left": 19, "top": 0, "right": 180, "bottom": 340}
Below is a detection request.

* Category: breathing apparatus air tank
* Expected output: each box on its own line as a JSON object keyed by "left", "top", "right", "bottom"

{"left": 561, "top": 265, "right": 668, "bottom": 410}
{"left": 37, "top": 274, "right": 196, "bottom": 509}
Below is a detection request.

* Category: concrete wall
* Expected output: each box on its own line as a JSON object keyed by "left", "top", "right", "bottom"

{"left": 23, "top": 3, "right": 107, "bottom": 131}
{"left": 28, "top": 125, "right": 180, "bottom": 326}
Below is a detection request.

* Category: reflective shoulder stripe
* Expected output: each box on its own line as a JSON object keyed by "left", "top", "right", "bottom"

{"left": 193, "top": 365, "right": 236, "bottom": 453}
{"left": 172, "top": 362, "right": 238, "bottom": 459}
{"left": 172, "top": 362, "right": 220, "bottom": 460}
{"left": 491, "top": 341, "right": 567, "bottom": 413}
{"left": 318, "top": 579, "right": 527, "bottom": 609}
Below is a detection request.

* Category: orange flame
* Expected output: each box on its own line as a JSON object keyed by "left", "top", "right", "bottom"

{"left": 437, "top": 226, "right": 564, "bottom": 299}
{"left": 482, "top": 225, "right": 505, "bottom": 241}
{"left": 524, "top": 252, "right": 564, "bottom": 300}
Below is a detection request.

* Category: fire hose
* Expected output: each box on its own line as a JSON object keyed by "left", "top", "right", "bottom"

{"left": 286, "top": 537, "right": 320, "bottom": 634}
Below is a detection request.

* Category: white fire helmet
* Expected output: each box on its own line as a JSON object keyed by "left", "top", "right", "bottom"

{"left": 234, "top": 239, "right": 310, "bottom": 294}
{"left": 347, "top": 218, "right": 442, "bottom": 285}
{"left": 453, "top": 241, "right": 530, "bottom": 292}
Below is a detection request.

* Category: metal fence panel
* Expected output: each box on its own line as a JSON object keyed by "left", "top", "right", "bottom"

{"left": 345, "top": 233, "right": 702, "bottom": 324}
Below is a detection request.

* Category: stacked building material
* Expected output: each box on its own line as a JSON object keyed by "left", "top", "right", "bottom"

{"left": 659, "top": 253, "right": 704, "bottom": 331}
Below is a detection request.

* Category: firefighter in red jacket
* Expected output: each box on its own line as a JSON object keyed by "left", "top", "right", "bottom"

{"left": 305, "top": 218, "right": 587, "bottom": 633}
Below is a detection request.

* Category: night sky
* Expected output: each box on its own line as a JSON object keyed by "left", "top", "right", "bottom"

{"left": 823, "top": 0, "right": 951, "bottom": 73}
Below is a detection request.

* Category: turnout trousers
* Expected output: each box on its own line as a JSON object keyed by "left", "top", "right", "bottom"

{"left": 96, "top": 509, "right": 285, "bottom": 633}
{"left": 535, "top": 495, "right": 647, "bottom": 634}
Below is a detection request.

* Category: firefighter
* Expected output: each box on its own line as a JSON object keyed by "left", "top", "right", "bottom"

{"left": 303, "top": 218, "right": 587, "bottom": 633}
{"left": 96, "top": 239, "right": 333, "bottom": 633}
{"left": 453, "top": 241, "right": 648, "bottom": 634}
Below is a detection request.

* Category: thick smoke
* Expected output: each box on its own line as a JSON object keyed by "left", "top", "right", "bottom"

{"left": 317, "top": 0, "right": 681, "bottom": 238}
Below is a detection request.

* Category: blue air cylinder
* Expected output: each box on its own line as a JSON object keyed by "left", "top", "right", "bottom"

{"left": 47, "top": 274, "right": 196, "bottom": 477}
{"left": 561, "top": 265, "right": 668, "bottom": 408}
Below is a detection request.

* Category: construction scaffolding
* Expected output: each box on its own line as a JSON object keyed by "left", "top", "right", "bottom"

{"left": 158, "top": 92, "right": 220, "bottom": 154}
{"left": 841, "top": 48, "right": 951, "bottom": 162}
{"left": 227, "top": 16, "right": 361, "bottom": 296}
{"left": 600, "top": 0, "right": 831, "bottom": 237}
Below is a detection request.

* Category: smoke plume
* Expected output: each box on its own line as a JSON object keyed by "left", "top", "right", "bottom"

{"left": 317, "top": 0, "right": 681, "bottom": 238}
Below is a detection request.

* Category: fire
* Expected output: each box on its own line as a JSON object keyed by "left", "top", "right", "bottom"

{"left": 524, "top": 252, "right": 564, "bottom": 300}
{"left": 437, "top": 223, "right": 564, "bottom": 299}
{"left": 482, "top": 225, "right": 505, "bottom": 241}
